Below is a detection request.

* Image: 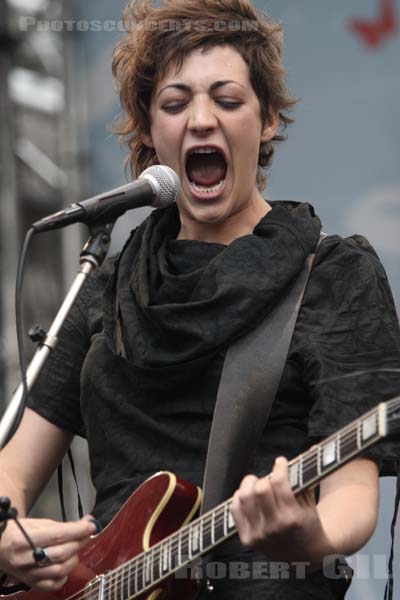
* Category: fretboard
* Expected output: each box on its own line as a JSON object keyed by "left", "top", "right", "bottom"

{"left": 90, "top": 399, "right": 398, "bottom": 600}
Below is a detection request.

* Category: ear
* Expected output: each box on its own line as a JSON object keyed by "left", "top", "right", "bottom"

{"left": 260, "top": 109, "right": 279, "bottom": 143}
{"left": 140, "top": 131, "right": 155, "bottom": 149}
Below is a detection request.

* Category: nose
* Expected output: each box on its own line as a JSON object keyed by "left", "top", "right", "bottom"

{"left": 187, "top": 96, "right": 218, "bottom": 134}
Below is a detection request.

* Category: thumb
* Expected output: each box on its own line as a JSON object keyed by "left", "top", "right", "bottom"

{"left": 81, "top": 514, "right": 103, "bottom": 535}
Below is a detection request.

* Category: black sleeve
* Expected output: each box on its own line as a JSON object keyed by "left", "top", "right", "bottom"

{"left": 299, "top": 234, "right": 400, "bottom": 475}
{"left": 27, "top": 256, "right": 117, "bottom": 437}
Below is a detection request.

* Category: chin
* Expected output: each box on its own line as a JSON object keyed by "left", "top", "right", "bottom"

{"left": 187, "top": 203, "right": 231, "bottom": 225}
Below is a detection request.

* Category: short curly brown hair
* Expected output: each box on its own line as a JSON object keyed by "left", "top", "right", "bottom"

{"left": 112, "top": 0, "right": 297, "bottom": 190}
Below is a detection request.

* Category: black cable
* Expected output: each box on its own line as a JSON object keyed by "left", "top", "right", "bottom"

{"left": 0, "top": 496, "right": 50, "bottom": 593}
{"left": 0, "top": 497, "right": 40, "bottom": 552}
{"left": 384, "top": 471, "right": 400, "bottom": 600}
{"left": 3, "top": 228, "right": 36, "bottom": 446}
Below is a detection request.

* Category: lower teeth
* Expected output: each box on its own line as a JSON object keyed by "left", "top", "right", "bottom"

{"left": 190, "top": 179, "right": 225, "bottom": 194}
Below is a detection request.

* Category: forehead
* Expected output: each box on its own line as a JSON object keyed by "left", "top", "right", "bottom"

{"left": 154, "top": 45, "right": 251, "bottom": 94}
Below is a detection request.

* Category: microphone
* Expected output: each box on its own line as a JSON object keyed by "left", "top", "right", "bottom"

{"left": 31, "top": 165, "right": 181, "bottom": 233}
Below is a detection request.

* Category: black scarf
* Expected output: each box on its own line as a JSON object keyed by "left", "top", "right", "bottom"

{"left": 104, "top": 201, "right": 321, "bottom": 368}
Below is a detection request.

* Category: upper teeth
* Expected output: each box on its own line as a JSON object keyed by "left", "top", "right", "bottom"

{"left": 189, "top": 147, "right": 221, "bottom": 155}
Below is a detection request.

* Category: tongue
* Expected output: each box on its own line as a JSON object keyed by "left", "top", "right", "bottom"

{"left": 186, "top": 152, "right": 226, "bottom": 187}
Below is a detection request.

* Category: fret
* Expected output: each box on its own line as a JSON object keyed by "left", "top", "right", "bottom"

{"left": 361, "top": 413, "right": 377, "bottom": 442}
{"left": 135, "top": 556, "right": 144, "bottom": 593}
{"left": 127, "top": 560, "right": 132, "bottom": 599}
{"left": 289, "top": 460, "right": 299, "bottom": 489}
{"left": 303, "top": 450, "right": 319, "bottom": 484}
{"left": 106, "top": 574, "right": 111, "bottom": 600}
{"left": 117, "top": 568, "right": 122, "bottom": 600}
{"left": 119, "top": 565, "right": 125, "bottom": 600}
{"left": 114, "top": 568, "right": 120, "bottom": 600}
{"left": 102, "top": 571, "right": 110, "bottom": 600}
{"left": 191, "top": 521, "right": 201, "bottom": 555}
{"left": 202, "top": 514, "right": 213, "bottom": 550}
{"left": 113, "top": 568, "right": 118, "bottom": 600}
{"left": 199, "top": 518, "right": 204, "bottom": 552}
{"left": 134, "top": 555, "right": 139, "bottom": 595}
{"left": 168, "top": 536, "right": 173, "bottom": 572}
{"left": 378, "top": 403, "right": 388, "bottom": 436}
{"left": 223, "top": 503, "right": 229, "bottom": 536}
{"left": 316, "top": 445, "right": 322, "bottom": 476}
{"left": 144, "top": 551, "right": 152, "bottom": 587}
{"left": 214, "top": 506, "right": 226, "bottom": 543}
{"left": 339, "top": 426, "right": 358, "bottom": 458}
{"left": 152, "top": 546, "right": 161, "bottom": 582}
{"left": 168, "top": 537, "right": 174, "bottom": 572}
{"left": 211, "top": 511, "right": 216, "bottom": 545}
{"left": 188, "top": 524, "right": 192, "bottom": 559}
{"left": 120, "top": 566, "right": 128, "bottom": 600}
{"left": 227, "top": 504, "right": 235, "bottom": 532}
{"left": 178, "top": 529, "right": 182, "bottom": 566}
{"left": 356, "top": 420, "right": 362, "bottom": 449}
{"left": 107, "top": 569, "right": 115, "bottom": 600}
{"left": 85, "top": 574, "right": 104, "bottom": 600}
{"left": 140, "top": 555, "right": 146, "bottom": 590}
{"left": 299, "top": 455, "right": 304, "bottom": 488}
{"left": 160, "top": 539, "right": 169, "bottom": 576}
{"left": 179, "top": 526, "right": 190, "bottom": 563}
{"left": 98, "top": 575, "right": 105, "bottom": 600}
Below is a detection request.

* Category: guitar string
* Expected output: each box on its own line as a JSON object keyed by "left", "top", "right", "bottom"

{"left": 62, "top": 405, "right": 399, "bottom": 600}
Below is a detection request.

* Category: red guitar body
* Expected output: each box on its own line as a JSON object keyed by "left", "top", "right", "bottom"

{"left": 1, "top": 472, "right": 202, "bottom": 600}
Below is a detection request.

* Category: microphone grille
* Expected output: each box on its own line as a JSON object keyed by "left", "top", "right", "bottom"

{"left": 139, "top": 165, "right": 181, "bottom": 208}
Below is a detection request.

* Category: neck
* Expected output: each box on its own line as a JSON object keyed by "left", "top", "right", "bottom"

{"left": 177, "top": 195, "right": 272, "bottom": 245}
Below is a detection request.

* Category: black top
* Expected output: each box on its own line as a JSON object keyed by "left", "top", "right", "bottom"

{"left": 28, "top": 201, "right": 400, "bottom": 599}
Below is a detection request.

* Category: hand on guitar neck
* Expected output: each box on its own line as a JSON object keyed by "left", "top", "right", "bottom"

{"left": 230, "top": 455, "right": 379, "bottom": 572}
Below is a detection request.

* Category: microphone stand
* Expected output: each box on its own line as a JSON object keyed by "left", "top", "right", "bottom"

{"left": 0, "top": 220, "right": 115, "bottom": 448}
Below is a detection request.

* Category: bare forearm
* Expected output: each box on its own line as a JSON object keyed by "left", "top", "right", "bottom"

{"left": 0, "top": 468, "right": 29, "bottom": 517}
{"left": 316, "top": 482, "right": 378, "bottom": 557}
{"left": 0, "top": 409, "right": 73, "bottom": 518}
{"left": 299, "top": 481, "right": 378, "bottom": 572}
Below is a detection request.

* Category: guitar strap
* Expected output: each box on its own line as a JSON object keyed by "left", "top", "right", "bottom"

{"left": 200, "top": 233, "right": 326, "bottom": 515}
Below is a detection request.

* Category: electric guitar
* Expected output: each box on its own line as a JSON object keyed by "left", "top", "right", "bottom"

{"left": 2, "top": 396, "right": 400, "bottom": 600}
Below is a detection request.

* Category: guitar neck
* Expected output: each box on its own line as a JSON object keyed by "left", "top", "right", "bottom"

{"left": 101, "top": 399, "right": 399, "bottom": 599}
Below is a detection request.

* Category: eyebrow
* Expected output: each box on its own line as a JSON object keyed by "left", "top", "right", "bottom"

{"left": 156, "top": 80, "right": 245, "bottom": 98}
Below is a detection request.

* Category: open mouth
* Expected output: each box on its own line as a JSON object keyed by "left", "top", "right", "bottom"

{"left": 185, "top": 146, "right": 227, "bottom": 197}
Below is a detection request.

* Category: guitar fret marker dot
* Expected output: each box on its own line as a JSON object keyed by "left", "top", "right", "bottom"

{"left": 362, "top": 415, "right": 377, "bottom": 440}
{"left": 322, "top": 440, "right": 336, "bottom": 467}
{"left": 289, "top": 463, "right": 299, "bottom": 487}
{"left": 228, "top": 508, "right": 235, "bottom": 530}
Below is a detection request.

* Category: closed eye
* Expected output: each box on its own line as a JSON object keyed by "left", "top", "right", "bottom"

{"left": 162, "top": 100, "right": 242, "bottom": 113}
{"left": 216, "top": 100, "right": 241, "bottom": 109}
{"left": 162, "top": 102, "right": 187, "bottom": 114}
